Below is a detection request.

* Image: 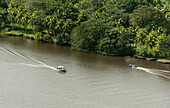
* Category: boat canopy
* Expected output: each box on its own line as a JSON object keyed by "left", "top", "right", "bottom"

{"left": 56, "top": 66, "right": 65, "bottom": 69}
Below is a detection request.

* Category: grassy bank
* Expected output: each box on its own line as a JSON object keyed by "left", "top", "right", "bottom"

{"left": 1, "top": 24, "right": 54, "bottom": 43}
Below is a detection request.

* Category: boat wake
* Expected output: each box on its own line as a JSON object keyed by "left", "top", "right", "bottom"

{"left": 136, "top": 67, "right": 170, "bottom": 79}
{"left": 20, "top": 62, "right": 58, "bottom": 71}
{"left": 0, "top": 47, "right": 58, "bottom": 71}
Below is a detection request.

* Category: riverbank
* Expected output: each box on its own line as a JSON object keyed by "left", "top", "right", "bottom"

{"left": 1, "top": 28, "right": 170, "bottom": 64}
{"left": 4, "top": 31, "right": 34, "bottom": 39}
{"left": 157, "top": 59, "right": 170, "bottom": 64}
{"left": 1, "top": 30, "right": 54, "bottom": 43}
{"left": 134, "top": 55, "right": 170, "bottom": 64}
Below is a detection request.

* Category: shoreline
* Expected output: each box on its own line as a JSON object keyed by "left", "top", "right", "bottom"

{"left": 1, "top": 32, "right": 170, "bottom": 64}
{"left": 134, "top": 55, "right": 170, "bottom": 64}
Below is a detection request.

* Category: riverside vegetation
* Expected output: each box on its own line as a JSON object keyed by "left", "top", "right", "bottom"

{"left": 0, "top": 0, "right": 170, "bottom": 60}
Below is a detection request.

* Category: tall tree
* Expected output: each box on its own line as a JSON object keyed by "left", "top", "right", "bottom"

{"left": 130, "top": 5, "right": 167, "bottom": 28}
{"left": 116, "top": 0, "right": 138, "bottom": 13}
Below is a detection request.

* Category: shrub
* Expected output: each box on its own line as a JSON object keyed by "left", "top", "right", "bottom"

{"left": 55, "top": 32, "right": 70, "bottom": 46}
{"left": 71, "top": 19, "right": 108, "bottom": 52}
{"left": 147, "top": 47, "right": 159, "bottom": 58}
{"left": 159, "top": 37, "right": 170, "bottom": 59}
{"left": 136, "top": 45, "right": 148, "bottom": 57}
{"left": 43, "top": 34, "right": 53, "bottom": 43}
{"left": 34, "top": 32, "right": 43, "bottom": 40}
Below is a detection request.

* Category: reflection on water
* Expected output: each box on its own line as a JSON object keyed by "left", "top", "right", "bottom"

{"left": 0, "top": 36, "right": 170, "bottom": 108}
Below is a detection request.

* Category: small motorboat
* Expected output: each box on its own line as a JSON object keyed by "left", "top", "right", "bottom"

{"left": 56, "top": 66, "right": 66, "bottom": 72}
{"left": 129, "top": 64, "right": 137, "bottom": 68}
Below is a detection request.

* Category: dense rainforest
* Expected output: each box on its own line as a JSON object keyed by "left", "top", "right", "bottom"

{"left": 0, "top": 0, "right": 170, "bottom": 59}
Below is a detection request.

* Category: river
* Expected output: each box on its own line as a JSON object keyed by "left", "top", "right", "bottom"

{"left": 0, "top": 36, "right": 170, "bottom": 108}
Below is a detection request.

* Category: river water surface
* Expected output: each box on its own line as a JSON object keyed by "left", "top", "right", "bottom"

{"left": 0, "top": 36, "right": 170, "bottom": 108}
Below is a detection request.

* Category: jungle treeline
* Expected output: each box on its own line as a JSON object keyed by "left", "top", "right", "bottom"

{"left": 0, "top": 0, "right": 170, "bottom": 59}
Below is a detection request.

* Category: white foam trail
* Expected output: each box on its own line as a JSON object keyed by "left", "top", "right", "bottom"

{"left": 8, "top": 50, "right": 29, "bottom": 60}
{"left": 21, "top": 59, "right": 58, "bottom": 71}
{"left": 155, "top": 69, "right": 170, "bottom": 73}
{"left": 136, "top": 67, "right": 170, "bottom": 79}
{"left": 0, "top": 47, "right": 44, "bottom": 64}
{"left": 0, "top": 47, "right": 58, "bottom": 71}
{"left": 20, "top": 62, "right": 58, "bottom": 71}
{"left": 0, "top": 47, "right": 31, "bottom": 61}
{"left": 0, "top": 47, "right": 17, "bottom": 56}
{"left": 0, "top": 47, "right": 44, "bottom": 65}
{"left": 137, "top": 67, "right": 152, "bottom": 73}
{"left": 19, "top": 56, "right": 58, "bottom": 71}
{"left": 43, "top": 65, "right": 58, "bottom": 71}
{"left": 25, "top": 56, "right": 46, "bottom": 65}
{"left": 20, "top": 63, "right": 44, "bottom": 67}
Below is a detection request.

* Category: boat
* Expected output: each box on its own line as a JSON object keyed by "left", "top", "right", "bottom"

{"left": 129, "top": 64, "right": 137, "bottom": 68}
{"left": 56, "top": 66, "right": 66, "bottom": 72}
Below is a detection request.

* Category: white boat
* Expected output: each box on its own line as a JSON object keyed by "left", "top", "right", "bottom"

{"left": 56, "top": 66, "right": 66, "bottom": 72}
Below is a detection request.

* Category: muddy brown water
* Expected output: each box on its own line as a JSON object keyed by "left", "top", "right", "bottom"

{"left": 0, "top": 36, "right": 170, "bottom": 108}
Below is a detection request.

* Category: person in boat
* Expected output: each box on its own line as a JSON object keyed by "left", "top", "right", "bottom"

{"left": 129, "top": 64, "right": 137, "bottom": 68}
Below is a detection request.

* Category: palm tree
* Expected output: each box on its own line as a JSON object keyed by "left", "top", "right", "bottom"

{"left": 135, "top": 28, "right": 148, "bottom": 45}
{"left": 28, "top": 12, "right": 37, "bottom": 34}
{"left": 77, "top": 9, "right": 88, "bottom": 23}
{"left": 44, "top": 15, "right": 52, "bottom": 34}
{"left": 145, "top": 30, "right": 158, "bottom": 49}
{"left": 15, "top": 9, "right": 23, "bottom": 28}
{"left": 62, "top": 18, "right": 73, "bottom": 33}
{"left": 7, "top": 7, "right": 17, "bottom": 30}
{"left": 48, "top": 15, "right": 57, "bottom": 36}
{"left": 55, "top": 18, "right": 63, "bottom": 33}
{"left": 21, "top": 13, "right": 29, "bottom": 31}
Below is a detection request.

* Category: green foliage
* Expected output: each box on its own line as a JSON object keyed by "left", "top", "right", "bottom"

{"left": 136, "top": 45, "right": 149, "bottom": 57}
{"left": 98, "top": 28, "right": 119, "bottom": 55}
{"left": 140, "top": 0, "right": 162, "bottom": 6}
{"left": 98, "top": 27, "right": 135, "bottom": 56}
{"left": 25, "top": 0, "right": 47, "bottom": 13}
{"left": 159, "top": 37, "right": 170, "bottom": 59}
{"left": 130, "top": 5, "right": 167, "bottom": 28}
{"left": 46, "top": 0, "right": 79, "bottom": 21}
{"left": 43, "top": 34, "right": 53, "bottom": 43}
{"left": 32, "top": 10, "right": 46, "bottom": 33}
{"left": 34, "top": 32, "right": 43, "bottom": 40}
{"left": 0, "top": 8, "right": 8, "bottom": 29}
{"left": 78, "top": 0, "right": 104, "bottom": 13}
{"left": 71, "top": 19, "right": 107, "bottom": 51}
{"left": 116, "top": 0, "right": 138, "bottom": 13}
{"left": 71, "top": 18, "right": 134, "bottom": 55}
{"left": 1, "top": 0, "right": 170, "bottom": 59}
{"left": 55, "top": 32, "right": 70, "bottom": 45}
{"left": 117, "top": 26, "right": 134, "bottom": 55}
{"left": 77, "top": 10, "right": 88, "bottom": 23}
{"left": 145, "top": 30, "right": 158, "bottom": 49}
{"left": 135, "top": 28, "right": 148, "bottom": 45}
{"left": 102, "top": 3, "right": 129, "bottom": 27}
{"left": 147, "top": 47, "right": 159, "bottom": 58}
{"left": 0, "top": 0, "right": 8, "bottom": 8}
